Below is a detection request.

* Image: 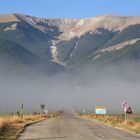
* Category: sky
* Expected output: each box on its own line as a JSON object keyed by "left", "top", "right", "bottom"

{"left": 0, "top": 0, "right": 140, "bottom": 19}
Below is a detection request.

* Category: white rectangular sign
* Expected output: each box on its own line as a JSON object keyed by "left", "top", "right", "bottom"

{"left": 95, "top": 106, "right": 107, "bottom": 115}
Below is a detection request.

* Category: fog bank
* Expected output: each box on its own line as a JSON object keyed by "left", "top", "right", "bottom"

{"left": 0, "top": 63, "right": 140, "bottom": 114}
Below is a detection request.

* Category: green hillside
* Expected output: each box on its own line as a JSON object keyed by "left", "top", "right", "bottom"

{"left": 92, "top": 40, "right": 140, "bottom": 64}
{"left": 102, "top": 24, "right": 140, "bottom": 48}
{"left": 0, "top": 39, "right": 64, "bottom": 74}
{"left": 0, "top": 22, "right": 52, "bottom": 60}
{"left": 67, "top": 28, "right": 115, "bottom": 65}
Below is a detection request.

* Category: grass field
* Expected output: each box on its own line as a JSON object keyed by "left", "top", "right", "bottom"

{"left": 126, "top": 116, "right": 140, "bottom": 122}
{"left": 79, "top": 113, "right": 140, "bottom": 134}
{"left": 0, "top": 112, "right": 61, "bottom": 140}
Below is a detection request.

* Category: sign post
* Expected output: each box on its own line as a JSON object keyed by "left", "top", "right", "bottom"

{"left": 20, "top": 101, "right": 24, "bottom": 119}
{"left": 121, "top": 101, "right": 132, "bottom": 122}
{"left": 125, "top": 111, "right": 127, "bottom": 122}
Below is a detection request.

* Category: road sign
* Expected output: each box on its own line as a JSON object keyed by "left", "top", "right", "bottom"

{"left": 44, "top": 110, "right": 48, "bottom": 115}
{"left": 82, "top": 109, "right": 86, "bottom": 114}
{"left": 121, "top": 101, "right": 132, "bottom": 114}
{"left": 126, "top": 107, "right": 132, "bottom": 114}
{"left": 95, "top": 106, "right": 107, "bottom": 115}
{"left": 122, "top": 101, "right": 129, "bottom": 111}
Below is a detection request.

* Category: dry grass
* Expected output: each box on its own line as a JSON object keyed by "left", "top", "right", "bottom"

{"left": 0, "top": 114, "right": 49, "bottom": 140}
{"left": 0, "top": 14, "right": 20, "bottom": 23}
{"left": 80, "top": 114, "right": 140, "bottom": 134}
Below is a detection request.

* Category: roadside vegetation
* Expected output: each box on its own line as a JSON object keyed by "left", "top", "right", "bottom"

{"left": 0, "top": 112, "right": 61, "bottom": 140}
{"left": 79, "top": 113, "right": 140, "bottom": 134}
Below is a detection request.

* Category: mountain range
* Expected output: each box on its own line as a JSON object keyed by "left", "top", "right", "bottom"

{"left": 0, "top": 13, "right": 140, "bottom": 74}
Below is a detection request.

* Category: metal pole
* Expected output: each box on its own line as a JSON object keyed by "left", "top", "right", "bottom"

{"left": 125, "top": 112, "right": 127, "bottom": 123}
{"left": 20, "top": 101, "right": 24, "bottom": 119}
{"left": 94, "top": 99, "right": 96, "bottom": 115}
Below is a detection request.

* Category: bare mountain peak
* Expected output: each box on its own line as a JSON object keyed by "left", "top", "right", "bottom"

{"left": 1, "top": 13, "right": 140, "bottom": 40}
{"left": 0, "top": 13, "right": 20, "bottom": 23}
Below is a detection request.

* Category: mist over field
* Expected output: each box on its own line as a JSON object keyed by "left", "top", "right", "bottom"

{"left": 0, "top": 14, "right": 140, "bottom": 114}
{"left": 1, "top": 1, "right": 140, "bottom": 139}
{"left": 0, "top": 62, "right": 140, "bottom": 114}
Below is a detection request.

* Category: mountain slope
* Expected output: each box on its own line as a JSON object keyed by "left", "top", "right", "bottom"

{"left": 0, "top": 13, "right": 140, "bottom": 73}
{"left": 91, "top": 40, "right": 140, "bottom": 64}
{"left": 0, "top": 39, "right": 64, "bottom": 74}
{"left": 102, "top": 24, "right": 140, "bottom": 48}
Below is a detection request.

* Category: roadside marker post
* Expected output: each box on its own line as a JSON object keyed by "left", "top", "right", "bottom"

{"left": 20, "top": 101, "right": 24, "bottom": 119}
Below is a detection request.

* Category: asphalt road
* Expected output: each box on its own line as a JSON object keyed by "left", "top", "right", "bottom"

{"left": 18, "top": 112, "right": 140, "bottom": 140}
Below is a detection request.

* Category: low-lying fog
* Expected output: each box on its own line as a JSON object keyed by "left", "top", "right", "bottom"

{"left": 0, "top": 63, "right": 140, "bottom": 114}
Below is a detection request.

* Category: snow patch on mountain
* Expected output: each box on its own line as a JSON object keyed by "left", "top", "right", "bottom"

{"left": 100, "top": 38, "right": 140, "bottom": 52}
{"left": 50, "top": 41, "right": 66, "bottom": 66}
{"left": 4, "top": 23, "right": 18, "bottom": 31}
{"left": 69, "top": 39, "right": 79, "bottom": 59}
{"left": 90, "top": 29, "right": 102, "bottom": 35}
{"left": 76, "top": 19, "right": 85, "bottom": 27}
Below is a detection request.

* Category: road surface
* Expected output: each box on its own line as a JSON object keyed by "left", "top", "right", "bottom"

{"left": 18, "top": 112, "right": 140, "bottom": 140}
